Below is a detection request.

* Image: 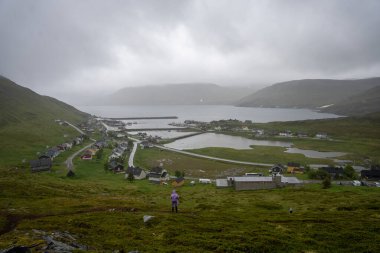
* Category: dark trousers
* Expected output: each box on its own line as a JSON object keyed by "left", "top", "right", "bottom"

{"left": 172, "top": 201, "right": 178, "bottom": 212}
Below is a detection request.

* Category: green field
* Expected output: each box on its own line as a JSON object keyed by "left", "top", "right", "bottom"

{"left": 1, "top": 159, "right": 380, "bottom": 252}
{"left": 205, "top": 114, "right": 380, "bottom": 165}
{"left": 134, "top": 147, "right": 266, "bottom": 178}
{"left": 0, "top": 121, "right": 85, "bottom": 168}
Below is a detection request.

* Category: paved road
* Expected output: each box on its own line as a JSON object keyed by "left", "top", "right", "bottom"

{"left": 64, "top": 121, "right": 85, "bottom": 135}
{"left": 154, "top": 145, "right": 273, "bottom": 167}
{"left": 64, "top": 121, "right": 96, "bottom": 170}
{"left": 65, "top": 142, "right": 95, "bottom": 171}
{"left": 127, "top": 135, "right": 273, "bottom": 168}
{"left": 128, "top": 141, "right": 139, "bottom": 167}
{"left": 64, "top": 121, "right": 96, "bottom": 141}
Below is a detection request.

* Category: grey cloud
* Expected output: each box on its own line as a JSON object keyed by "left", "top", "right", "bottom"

{"left": 0, "top": 0, "right": 379, "bottom": 101}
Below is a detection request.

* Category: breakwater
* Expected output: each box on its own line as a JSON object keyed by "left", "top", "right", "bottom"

{"left": 104, "top": 116, "right": 178, "bottom": 120}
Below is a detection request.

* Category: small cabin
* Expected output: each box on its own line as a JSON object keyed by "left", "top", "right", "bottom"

{"left": 172, "top": 177, "right": 185, "bottom": 187}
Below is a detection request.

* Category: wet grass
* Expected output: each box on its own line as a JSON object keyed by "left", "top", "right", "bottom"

{"left": 1, "top": 159, "right": 380, "bottom": 252}
{"left": 134, "top": 147, "right": 266, "bottom": 178}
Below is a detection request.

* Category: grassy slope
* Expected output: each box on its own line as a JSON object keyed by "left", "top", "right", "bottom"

{"left": 205, "top": 114, "right": 380, "bottom": 164}
{"left": 134, "top": 147, "right": 266, "bottom": 178}
{"left": 237, "top": 77, "right": 380, "bottom": 114}
{"left": 0, "top": 76, "right": 88, "bottom": 167}
{"left": 0, "top": 159, "right": 379, "bottom": 252}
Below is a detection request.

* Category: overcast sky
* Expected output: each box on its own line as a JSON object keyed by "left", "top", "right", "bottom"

{"left": 1, "top": 0, "right": 380, "bottom": 102}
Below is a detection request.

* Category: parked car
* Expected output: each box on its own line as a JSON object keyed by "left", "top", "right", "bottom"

{"left": 375, "top": 182, "right": 380, "bottom": 187}
{"left": 352, "top": 180, "right": 361, "bottom": 186}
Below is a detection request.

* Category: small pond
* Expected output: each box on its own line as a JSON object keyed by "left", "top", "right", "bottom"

{"left": 164, "top": 133, "right": 292, "bottom": 150}
{"left": 285, "top": 148, "right": 347, "bottom": 158}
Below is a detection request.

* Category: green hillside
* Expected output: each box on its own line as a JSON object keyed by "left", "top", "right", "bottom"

{"left": 0, "top": 75, "right": 87, "bottom": 127}
{"left": 237, "top": 78, "right": 380, "bottom": 115}
{"left": 322, "top": 85, "right": 380, "bottom": 115}
{"left": 0, "top": 76, "right": 89, "bottom": 167}
{"left": 99, "top": 83, "right": 255, "bottom": 105}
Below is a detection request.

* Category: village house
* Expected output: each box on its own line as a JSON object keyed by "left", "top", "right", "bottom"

{"left": 279, "top": 131, "right": 293, "bottom": 137}
{"left": 94, "top": 140, "right": 106, "bottom": 149}
{"left": 297, "top": 132, "right": 308, "bottom": 138}
{"left": 320, "top": 166, "right": 344, "bottom": 179}
{"left": 172, "top": 177, "right": 185, "bottom": 187}
{"left": 361, "top": 166, "right": 380, "bottom": 180}
{"left": 315, "top": 133, "right": 328, "bottom": 139}
{"left": 253, "top": 129, "right": 265, "bottom": 137}
{"left": 269, "top": 164, "right": 285, "bottom": 175}
{"left": 140, "top": 140, "right": 154, "bottom": 149}
{"left": 108, "top": 153, "right": 121, "bottom": 161}
{"left": 45, "top": 147, "right": 61, "bottom": 160}
{"left": 84, "top": 149, "right": 97, "bottom": 156}
{"left": 287, "top": 162, "right": 303, "bottom": 174}
{"left": 81, "top": 153, "right": 92, "bottom": 160}
{"left": 125, "top": 166, "right": 147, "bottom": 180}
{"left": 108, "top": 160, "right": 124, "bottom": 173}
{"left": 148, "top": 167, "right": 170, "bottom": 184}
{"left": 30, "top": 158, "right": 52, "bottom": 172}
{"left": 73, "top": 137, "right": 83, "bottom": 145}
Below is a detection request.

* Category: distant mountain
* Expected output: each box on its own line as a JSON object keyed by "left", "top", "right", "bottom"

{"left": 0, "top": 75, "right": 88, "bottom": 127}
{"left": 99, "top": 83, "right": 254, "bottom": 105}
{"left": 322, "top": 85, "right": 380, "bottom": 115}
{"left": 237, "top": 77, "right": 380, "bottom": 115}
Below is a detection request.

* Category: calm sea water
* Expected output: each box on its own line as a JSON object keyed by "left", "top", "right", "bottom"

{"left": 77, "top": 105, "right": 341, "bottom": 123}
{"left": 164, "top": 133, "right": 292, "bottom": 150}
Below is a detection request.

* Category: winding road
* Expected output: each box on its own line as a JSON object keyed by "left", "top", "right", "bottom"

{"left": 127, "top": 135, "right": 272, "bottom": 168}
{"left": 65, "top": 142, "right": 95, "bottom": 170}
{"left": 64, "top": 121, "right": 96, "bottom": 171}
{"left": 128, "top": 141, "right": 139, "bottom": 167}
{"left": 154, "top": 145, "right": 273, "bottom": 167}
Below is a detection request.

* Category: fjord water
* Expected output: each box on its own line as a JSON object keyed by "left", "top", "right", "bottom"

{"left": 77, "top": 105, "right": 341, "bottom": 123}
{"left": 164, "top": 133, "right": 292, "bottom": 150}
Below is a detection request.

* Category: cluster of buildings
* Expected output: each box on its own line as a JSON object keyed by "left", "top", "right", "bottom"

{"left": 108, "top": 142, "right": 129, "bottom": 161}
{"left": 80, "top": 140, "right": 107, "bottom": 160}
{"left": 30, "top": 135, "right": 86, "bottom": 172}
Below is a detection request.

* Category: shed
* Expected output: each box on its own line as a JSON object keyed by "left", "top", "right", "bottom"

{"left": 172, "top": 177, "right": 185, "bottom": 187}
{"left": 30, "top": 158, "right": 52, "bottom": 172}
{"left": 287, "top": 162, "right": 301, "bottom": 173}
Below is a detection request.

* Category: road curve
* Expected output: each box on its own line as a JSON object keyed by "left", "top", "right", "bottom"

{"left": 154, "top": 145, "right": 273, "bottom": 167}
{"left": 65, "top": 142, "right": 95, "bottom": 171}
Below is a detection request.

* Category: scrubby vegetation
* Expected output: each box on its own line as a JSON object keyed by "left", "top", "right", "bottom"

{"left": 1, "top": 161, "right": 379, "bottom": 252}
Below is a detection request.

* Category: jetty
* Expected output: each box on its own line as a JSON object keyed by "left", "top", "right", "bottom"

{"left": 103, "top": 116, "right": 178, "bottom": 120}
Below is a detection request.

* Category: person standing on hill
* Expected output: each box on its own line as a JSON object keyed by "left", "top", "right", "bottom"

{"left": 171, "top": 190, "right": 180, "bottom": 213}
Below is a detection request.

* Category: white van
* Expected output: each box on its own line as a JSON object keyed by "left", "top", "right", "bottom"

{"left": 352, "top": 180, "right": 361, "bottom": 186}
